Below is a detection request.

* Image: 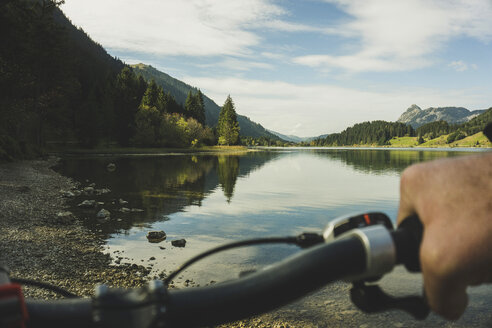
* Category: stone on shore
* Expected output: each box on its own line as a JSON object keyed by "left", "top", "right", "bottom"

{"left": 147, "top": 231, "right": 166, "bottom": 242}
{"left": 171, "top": 239, "right": 186, "bottom": 247}
{"left": 56, "top": 211, "right": 75, "bottom": 223}
{"left": 78, "top": 200, "right": 96, "bottom": 208}
{"left": 61, "top": 190, "right": 76, "bottom": 198}
{"left": 96, "top": 188, "right": 111, "bottom": 195}
{"left": 83, "top": 186, "right": 95, "bottom": 195}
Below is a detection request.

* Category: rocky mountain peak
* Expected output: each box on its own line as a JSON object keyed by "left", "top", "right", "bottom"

{"left": 397, "top": 105, "right": 486, "bottom": 128}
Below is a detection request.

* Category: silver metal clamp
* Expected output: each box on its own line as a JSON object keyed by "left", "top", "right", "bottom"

{"left": 338, "top": 225, "right": 396, "bottom": 282}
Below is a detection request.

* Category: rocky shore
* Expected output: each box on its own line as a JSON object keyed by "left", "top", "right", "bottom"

{"left": 0, "top": 158, "right": 151, "bottom": 299}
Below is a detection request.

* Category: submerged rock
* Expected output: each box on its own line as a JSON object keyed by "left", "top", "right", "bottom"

{"left": 106, "top": 163, "right": 116, "bottom": 171}
{"left": 171, "top": 239, "right": 186, "bottom": 248}
{"left": 96, "top": 209, "right": 111, "bottom": 219}
{"left": 146, "top": 231, "right": 166, "bottom": 243}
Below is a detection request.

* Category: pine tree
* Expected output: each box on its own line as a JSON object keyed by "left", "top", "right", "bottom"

{"left": 140, "top": 80, "right": 165, "bottom": 113}
{"left": 195, "top": 89, "right": 206, "bottom": 126}
{"left": 114, "top": 67, "right": 145, "bottom": 145}
{"left": 184, "top": 90, "right": 196, "bottom": 119}
{"left": 217, "top": 95, "right": 240, "bottom": 145}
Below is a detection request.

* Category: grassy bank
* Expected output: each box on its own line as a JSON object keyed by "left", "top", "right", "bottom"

{"left": 49, "top": 145, "right": 250, "bottom": 155}
{"left": 388, "top": 132, "right": 491, "bottom": 148}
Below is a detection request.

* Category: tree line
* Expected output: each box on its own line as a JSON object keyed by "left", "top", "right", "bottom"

{"left": 307, "top": 108, "right": 491, "bottom": 147}
{"left": 309, "top": 121, "right": 414, "bottom": 146}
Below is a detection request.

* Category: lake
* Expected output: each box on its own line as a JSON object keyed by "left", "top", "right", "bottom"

{"left": 57, "top": 148, "right": 492, "bottom": 326}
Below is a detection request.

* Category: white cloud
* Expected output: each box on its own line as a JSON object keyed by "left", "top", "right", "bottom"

{"left": 294, "top": 0, "right": 492, "bottom": 72}
{"left": 448, "top": 60, "right": 478, "bottom": 72}
{"left": 61, "top": 0, "right": 284, "bottom": 57}
{"left": 181, "top": 76, "right": 489, "bottom": 137}
{"left": 196, "top": 58, "right": 274, "bottom": 71}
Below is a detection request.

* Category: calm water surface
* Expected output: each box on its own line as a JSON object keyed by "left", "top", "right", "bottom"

{"left": 57, "top": 148, "right": 483, "bottom": 286}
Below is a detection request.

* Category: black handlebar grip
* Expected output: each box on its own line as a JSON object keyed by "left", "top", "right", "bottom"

{"left": 392, "top": 215, "right": 424, "bottom": 272}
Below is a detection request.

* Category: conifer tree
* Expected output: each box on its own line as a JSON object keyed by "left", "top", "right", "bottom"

{"left": 140, "top": 80, "right": 165, "bottom": 113}
{"left": 195, "top": 89, "right": 206, "bottom": 126}
{"left": 217, "top": 95, "right": 240, "bottom": 145}
{"left": 184, "top": 90, "right": 206, "bottom": 125}
{"left": 184, "top": 90, "right": 196, "bottom": 119}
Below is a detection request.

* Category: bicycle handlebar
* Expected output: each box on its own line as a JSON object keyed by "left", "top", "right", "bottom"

{"left": 7, "top": 213, "right": 427, "bottom": 328}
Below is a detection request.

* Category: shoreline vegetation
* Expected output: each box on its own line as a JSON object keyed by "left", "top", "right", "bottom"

{"left": 49, "top": 145, "right": 252, "bottom": 156}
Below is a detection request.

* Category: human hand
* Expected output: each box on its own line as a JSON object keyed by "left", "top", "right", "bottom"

{"left": 397, "top": 152, "right": 492, "bottom": 320}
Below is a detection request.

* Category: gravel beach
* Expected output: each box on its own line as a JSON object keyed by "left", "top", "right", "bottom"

{"left": 0, "top": 158, "right": 150, "bottom": 299}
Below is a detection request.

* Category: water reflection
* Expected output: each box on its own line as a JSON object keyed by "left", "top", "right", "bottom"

{"left": 57, "top": 152, "right": 281, "bottom": 236}
{"left": 310, "top": 148, "right": 476, "bottom": 175}
{"left": 217, "top": 155, "right": 240, "bottom": 202}
{"left": 57, "top": 149, "right": 482, "bottom": 284}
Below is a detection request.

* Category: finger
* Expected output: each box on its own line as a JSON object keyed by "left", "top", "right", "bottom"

{"left": 397, "top": 165, "right": 419, "bottom": 225}
{"left": 423, "top": 272, "right": 468, "bottom": 320}
{"left": 420, "top": 226, "right": 469, "bottom": 320}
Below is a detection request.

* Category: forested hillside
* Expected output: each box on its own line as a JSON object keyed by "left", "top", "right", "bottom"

{"left": 0, "top": 0, "right": 127, "bottom": 159}
{"left": 310, "top": 121, "right": 414, "bottom": 146}
{"left": 131, "top": 64, "right": 280, "bottom": 139}
{"left": 415, "top": 108, "right": 492, "bottom": 143}
{"left": 310, "top": 108, "right": 492, "bottom": 147}
{"left": 0, "top": 0, "right": 280, "bottom": 161}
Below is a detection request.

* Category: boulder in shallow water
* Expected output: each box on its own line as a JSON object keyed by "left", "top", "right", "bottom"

{"left": 171, "top": 239, "right": 186, "bottom": 248}
{"left": 96, "top": 209, "right": 110, "bottom": 219}
{"left": 146, "top": 231, "right": 166, "bottom": 243}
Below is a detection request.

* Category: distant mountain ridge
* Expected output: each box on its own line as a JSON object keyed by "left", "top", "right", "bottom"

{"left": 397, "top": 104, "right": 485, "bottom": 128}
{"left": 131, "top": 64, "right": 279, "bottom": 139}
{"left": 267, "top": 130, "right": 308, "bottom": 143}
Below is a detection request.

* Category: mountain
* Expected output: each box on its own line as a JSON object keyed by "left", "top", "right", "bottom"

{"left": 397, "top": 104, "right": 486, "bottom": 128}
{"left": 267, "top": 130, "right": 307, "bottom": 143}
{"left": 131, "top": 64, "right": 279, "bottom": 139}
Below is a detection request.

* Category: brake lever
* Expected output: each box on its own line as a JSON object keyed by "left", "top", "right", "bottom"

{"left": 349, "top": 215, "right": 429, "bottom": 319}
{"left": 350, "top": 282, "right": 429, "bottom": 320}
{"left": 324, "top": 213, "right": 430, "bottom": 319}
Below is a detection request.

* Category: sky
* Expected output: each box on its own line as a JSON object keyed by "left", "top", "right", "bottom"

{"left": 60, "top": 0, "right": 492, "bottom": 138}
